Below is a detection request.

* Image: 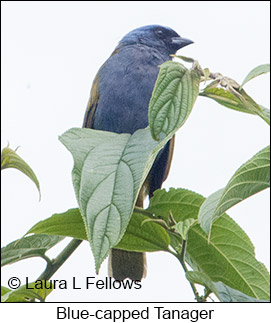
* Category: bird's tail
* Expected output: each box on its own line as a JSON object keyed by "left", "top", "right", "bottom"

{"left": 108, "top": 188, "right": 147, "bottom": 281}
{"left": 108, "top": 249, "right": 146, "bottom": 281}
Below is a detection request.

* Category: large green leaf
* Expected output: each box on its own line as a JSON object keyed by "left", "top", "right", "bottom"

{"left": 148, "top": 188, "right": 270, "bottom": 300}
{"left": 186, "top": 271, "right": 269, "bottom": 302}
{"left": 59, "top": 124, "right": 188, "bottom": 272}
{"left": 148, "top": 61, "right": 201, "bottom": 141}
{"left": 198, "top": 146, "right": 270, "bottom": 234}
{"left": 189, "top": 220, "right": 269, "bottom": 300}
{"left": 59, "top": 127, "right": 164, "bottom": 271}
{"left": 1, "top": 234, "right": 63, "bottom": 267}
{"left": 27, "top": 208, "right": 170, "bottom": 253}
{"left": 240, "top": 64, "right": 270, "bottom": 89}
{"left": 1, "top": 146, "right": 41, "bottom": 199}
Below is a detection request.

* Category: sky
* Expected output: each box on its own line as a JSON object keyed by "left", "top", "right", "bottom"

{"left": 1, "top": 1, "right": 270, "bottom": 303}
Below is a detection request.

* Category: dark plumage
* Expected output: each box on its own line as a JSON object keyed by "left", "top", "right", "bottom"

{"left": 83, "top": 25, "right": 193, "bottom": 281}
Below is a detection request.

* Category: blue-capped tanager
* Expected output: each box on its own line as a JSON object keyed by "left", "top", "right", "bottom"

{"left": 83, "top": 25, "right": 193, "bottom": 281}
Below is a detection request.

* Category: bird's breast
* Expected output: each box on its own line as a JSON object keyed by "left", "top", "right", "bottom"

{"left": 92, "top": 45, "right": 168, "bottom": 134}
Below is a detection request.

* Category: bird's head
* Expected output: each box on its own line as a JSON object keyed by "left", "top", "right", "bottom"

{"left": 119, "top": 25, "right": 193, "bottom": 55}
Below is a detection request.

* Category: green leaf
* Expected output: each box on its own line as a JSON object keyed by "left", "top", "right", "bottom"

{"left": 186, "top": 271, "right": 269, "bottom": 302}
{"left": 1, "top": 146, "right": 41, "bottom": 199}
{"left": 24, "top": 280, "right": 53, "bottom": 301}
{"left": 260, "top": 106, "right": 270, "bottom": 124}
{"left": 200, "top": 87, "right": 252, "bottom": 113}
{"left": 240, "top": 64, "right": 270, "bottom": 89}
{"left": 27, "top": 208, "right": 170, "bottom": 253}
{"left": 1, "top": 286, "right": 11, "bottom": 296}
{"left": 2, "top": 288, "right": 43, "bottom": 303}
{"left": 199, "top": 87, "right": 270, "bottom": 125}
{"left": 240, "top": 90, "right": 270, "bottom": 124}
{"left": 202, "top": 68, "right": 210, "bottom": 82}
{"left": 147, "top": 188, "right": 204, "bottom": 223}
{"left": 148, "top": 188, "right": 270, "bottom": 299}
{"left": 1, "top": 234, "right": 64, "bottom": 267}
{"left": 148, "top": 61, "right": 201, "bottom": 141}
{"left": 116, "top": 212, "right": 170, "bottom": 252}
{"left": 198, "top": 188, "right": 224, "bottom": 234}
{"left": 212, "top": 282, "right": 269, "bottom": 302}
{"left": 172, "top": 55, "right": 195, "bottom": 63}
{"left": 189, "top": 216, "right": 270, "bottom": 300}
{"left": 27, "top": 208, "right": 87, "bottom": 240}
{"left": 173, "top": 218, "right": 197, "bottom": 240}
{"left": 59, "top": 127, "right": 174, "bottom": 272}
{"left": 1, "top": 281, "right": 53, "bottom": 302}
{"left": 198, "top": 146, "right": 270, "bottom": 234}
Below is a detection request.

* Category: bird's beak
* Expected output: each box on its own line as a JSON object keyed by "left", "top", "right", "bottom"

{"left": 171, "top": 37, "right": 194, "bottom": 49}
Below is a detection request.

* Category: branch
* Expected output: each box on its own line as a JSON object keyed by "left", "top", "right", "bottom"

{"left": 37, "top": 239, "right": 82, "bottom": 281}
{"left": 173, "top": 240, "right": 203, "bottom": 302}
{"left": 134, "top": 205, "right": 203, "bottom": 302}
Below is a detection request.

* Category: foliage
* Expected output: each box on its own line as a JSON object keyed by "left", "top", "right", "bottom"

{"left": 2, "top": 61, "right": 270, "bottom": 302}
{"left": 1, "top": 146, "right": 41, "bottom": 199}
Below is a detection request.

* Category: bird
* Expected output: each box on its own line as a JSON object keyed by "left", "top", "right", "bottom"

{"left": 83, "top": 25, "right": 193, "bottom": 281}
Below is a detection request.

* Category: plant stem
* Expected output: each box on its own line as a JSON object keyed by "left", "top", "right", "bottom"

{"left": 175, "top": 240, "right": 202, "bottom": 302}
{"left": 133, "top": 206, "right": 154, "bottom": 217}
{"left": 134, "top": 205, "right": 203, "bottom": 301}
{"left": 203, "top": 288, "right": 213, "bottom": 302}
{"left": 37, "top": 239, "right": 82, "bottom": 281}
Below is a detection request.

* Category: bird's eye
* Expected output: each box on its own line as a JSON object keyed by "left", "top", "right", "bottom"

{"left": 156, "top": 29, "right": 164, "bottom": 37}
